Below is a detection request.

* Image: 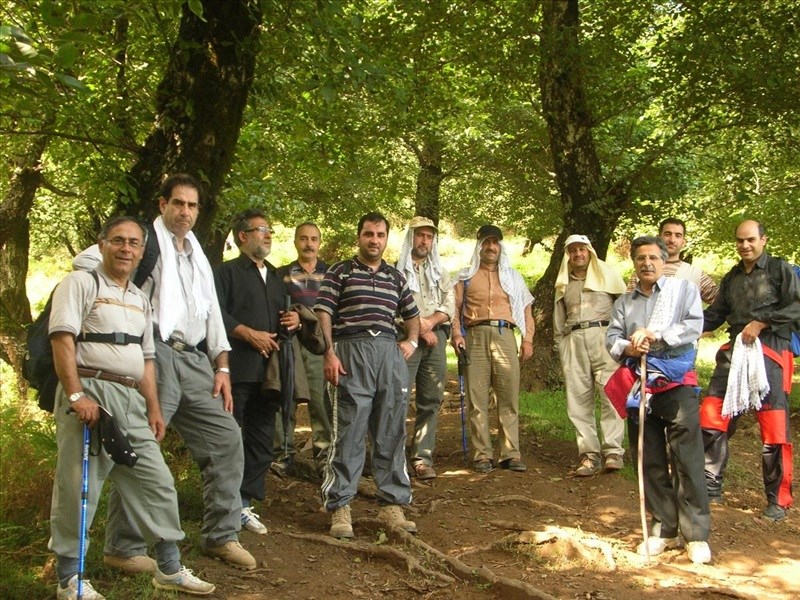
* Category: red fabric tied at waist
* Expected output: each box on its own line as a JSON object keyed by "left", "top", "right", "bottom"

{"left": 604, "top": 364, "right": 698, "bottom": 419}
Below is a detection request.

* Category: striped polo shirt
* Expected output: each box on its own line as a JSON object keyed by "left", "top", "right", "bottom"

{"left": 277, "top": 259, "right": 328, "bottom": 308}
{"left": 315, "top": 257, "right": 419, "bottom": 337}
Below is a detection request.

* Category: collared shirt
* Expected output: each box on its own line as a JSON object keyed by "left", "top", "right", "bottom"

{"left": 607, "top": 275, "right": 703, "bottom": 362}
{"left": 704, "top": 252, "right": 800, "bottom": 340}
{"left": 276, "top": 259, "right": 328, "bottom": 308}
{"left": 214, "top": 253, "right": 288, "bottom": 384}
{"left": 561, "top": 275, "right": 615, "bottom": 329}
{"left": 315, "top": 257, "right": 419, "bottom": 337}
{"left": 140, "top": 233, "right": 230, "bottom": 359}
{"left": 410, "top": 260, "right": 454, "bottom": 320}
{"left": 452, "top": 265, "right": 536, "bottom": 342}
{"left": 628, "top": 260, "right": 719, "bottom": 304}
{"left": 49, "top": 264, "right": 154, "bottom": 381}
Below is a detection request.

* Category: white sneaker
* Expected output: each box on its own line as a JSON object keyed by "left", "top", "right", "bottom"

{"left": 637, "top": 536, "right": 683, "bottom": 556}
{"left": 153, "top": 566, "right": 215, "bottom": 595}
{"left": 686, "top": 541, "right": 711, "bottom": 564}
{"left": 57, "top": 575, "right": 106, "bottom": 600}
{"left": 241, "top": 506, "right": 268, "bottom": 535}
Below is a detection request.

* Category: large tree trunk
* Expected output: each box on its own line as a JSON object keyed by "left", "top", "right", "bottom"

{"left": 522, "top": 0, "right": 627, "bottom": 391}
{"left": 119, "top": 0, "right": 262, "bottom": 265}
{"left": 412, "top": 137, "right": 446, "bottom": 225}
{"left": 0, "top": 131, "right": 50, "bottom": 393}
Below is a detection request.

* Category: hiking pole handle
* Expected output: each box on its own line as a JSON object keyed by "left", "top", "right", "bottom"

{"left": 457, "top": 344, "right": 470, "bottom": 369}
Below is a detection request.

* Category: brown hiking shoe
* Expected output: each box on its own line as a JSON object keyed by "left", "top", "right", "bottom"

{"left": 574, "top": 453, "right": 601, "bottom": 477}
{"left": 329, "top": 504, "right": 354, "bottom": 538}
{"left": 203, "top": 541, "right": 256, "bottom": 570}
{"left": 603, "top": 453, "right": 624, "bottom": 472}
{"left": 413, "top": 463, "right": 437, "bottom": 480}
{"left": 377, "top": 505, "right": 417, "bottom": 534}
{"left": 103, "top": 554, "right": 157, "bottom": 574}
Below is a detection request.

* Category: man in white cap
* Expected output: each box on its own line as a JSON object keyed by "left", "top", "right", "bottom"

{"left": 396, "top": 216, "right": 455, "bottom": 480}
{"left": 554, "top": 234, "right": 627, "bottom": 476}
{"left": 451, "top": 224, "right": 534, "bottom": 473}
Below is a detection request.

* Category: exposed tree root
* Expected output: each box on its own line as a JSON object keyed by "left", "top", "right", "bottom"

{"left": 452, "top": 533, "right": 520, "bottom": 558}
{"left": 282, "top": 531, "right": 455, "bottom": 584}
{"left": 483, "top": 494, "right": 578, "bottom": 515}
{"left": 516, "top": 525, "right": 617, "bottom": 572}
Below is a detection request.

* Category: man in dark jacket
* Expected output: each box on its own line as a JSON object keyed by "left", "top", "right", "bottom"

{"left": 214, "top": 209, "right": 300, "bottom": 535}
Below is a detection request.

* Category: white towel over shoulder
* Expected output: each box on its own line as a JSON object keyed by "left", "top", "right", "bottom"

{"left": 722, "top": 333, "right": 770, "bottom": 418}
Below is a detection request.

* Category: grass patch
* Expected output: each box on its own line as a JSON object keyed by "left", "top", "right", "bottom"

{"left": 519, "top": 389, "right": 573, "bottom": 443}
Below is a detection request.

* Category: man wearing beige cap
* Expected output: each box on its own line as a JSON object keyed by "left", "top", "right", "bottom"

{"left": 554, "top": 234, "right": 627, "bottom": 476}
{"left": 451, "top": 224, "right": 535, "bottom": 473}
{"left": 396, "top": 216, "right": 455, "bottom": 479}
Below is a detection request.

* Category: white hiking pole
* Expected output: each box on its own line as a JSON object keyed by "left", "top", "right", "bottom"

{"left": 638, "top": 354, "right": 649, "bottom": 563}
{"left": 77, "top": 423, "right": 90, "bottom": 599}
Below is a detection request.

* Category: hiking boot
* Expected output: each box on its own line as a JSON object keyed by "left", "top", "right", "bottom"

{"left": 329, "top": 504, "right": 354, "bottom": 538}
{"left": 707, "top": 494, "right": 723, "bottom": 505}
{"left": 686, "top": 541, "right": 712, "bottom": 564}
{"left": 270, "top": 457, "right": 294, "bottom": 478}
{"left": 203, "top": 541, "right": 256, "bottom": 570}
{"left": 474, "top": 459, "right": 493, "bottom": 473}
{"left": 413, "top": 463, "right": 437, "bottom": 480}
{"left": 153, "top": 566, "right": 215, "bottom": 596}
{"left": 241, "top": 506, "right": 268, "bottom": 535}
{"left": 103, "top": 553, "right": 157, "bottom": 574}
{"left": 637, "top": 536, "right": 683, "bottom": 556}
{"left": 377, "top": 505, "right": 418, "bottom": 534}
{"left": 499, "top": 458, "right": 527, "bottom": 472}
{"left": 574, "top": 453, "right": 601, "bottom": 477}
{"left": 763, "top": 503, "right": 787, "bottom": 522}
{"left": 57, "top": 575, "right": 106, "bottom": 600}
{"left": 603, "top": 453, "right": 624, "bottom": 472}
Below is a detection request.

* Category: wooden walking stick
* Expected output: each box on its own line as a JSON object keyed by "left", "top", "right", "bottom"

{"left": 638, "top": 353, "right": 650, "bottom": 563}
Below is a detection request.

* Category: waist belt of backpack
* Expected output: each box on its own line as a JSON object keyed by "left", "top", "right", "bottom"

{"left": 77, "top": 332, "right": 143, "bottom": 345}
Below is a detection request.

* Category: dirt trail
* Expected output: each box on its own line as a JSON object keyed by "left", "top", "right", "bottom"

{"left": 196, "top": 381, "right": 800, "bottom": 600}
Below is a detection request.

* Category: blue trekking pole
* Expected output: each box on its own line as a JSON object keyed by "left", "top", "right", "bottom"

{"left": 77, "top": 423, "right": 90, "bottom": 599}
{"left": 457, "top": 345, "right": 470, "bottom": 465}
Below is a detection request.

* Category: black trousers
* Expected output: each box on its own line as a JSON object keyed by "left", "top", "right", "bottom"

{"left": 628, "top": 385, "right": 710, "bottom": 542}
{"left": 232, "top": 382, "right": 280, "bottom": 503}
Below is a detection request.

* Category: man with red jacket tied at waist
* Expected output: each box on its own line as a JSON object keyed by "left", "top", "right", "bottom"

{"left": 700, "top": 219, "right": 800, "bottom": 522}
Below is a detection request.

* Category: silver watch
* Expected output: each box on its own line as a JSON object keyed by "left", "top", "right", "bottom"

{"left": 69, "top": 391, "right": 86, "bottom": 403}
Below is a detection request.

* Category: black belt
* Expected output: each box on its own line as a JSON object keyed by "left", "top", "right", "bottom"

{"left": 469, "top": 320, "right": 515, "bottom": 330}
{"left": 77, "top": 332, "right": 143, "bottom": 345}
{"left": 77, "top": 367, "right": 140, "bottom": 390}
{"left": 162, "top": 337, "right": 197, "bottom": 352}
{"left": 570, "top": 320, "right": 609, "bottom": 332}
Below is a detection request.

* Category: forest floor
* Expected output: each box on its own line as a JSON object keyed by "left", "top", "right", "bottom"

{"left": 188, "top": 376, "right": 799, "bottom": 600}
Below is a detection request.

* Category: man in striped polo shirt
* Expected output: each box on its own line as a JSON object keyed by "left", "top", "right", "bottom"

{"left": 315, "top": 212, "right": 421, "bottom": 539}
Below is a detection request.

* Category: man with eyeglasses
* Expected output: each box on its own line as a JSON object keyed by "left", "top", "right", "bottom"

{"left": 102, "top": 174, "right": 257, "bottom": 574}
{"left": 49, "top": 215, "right": 215, "bottom": 598}
{"left": 214, "top": 209, "right": 300, "bottom": 536}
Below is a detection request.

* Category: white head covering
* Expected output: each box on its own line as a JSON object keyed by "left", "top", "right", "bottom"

{"left": 456, "top": 228, "right": 533, "bottom": 328}
{"left": 555, "top": 234, "right": 626, "bottom": 303}
{"left": 396, "top": 216, "right": 443, "bottom": 293}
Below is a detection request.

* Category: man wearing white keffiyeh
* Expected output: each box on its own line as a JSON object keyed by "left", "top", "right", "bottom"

{"left": 396, "top": 216, "right": 454, "bottom": 480}
{"left": 103, "top": 174, "right": 256, "bottom": 574}
{"left": 451, "top": 224, "right": 534, "bottom": 473}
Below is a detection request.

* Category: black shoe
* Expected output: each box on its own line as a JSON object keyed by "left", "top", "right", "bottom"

{"left": 763, "top": 503, "right": 786, "bottom": 522}
{"left": 474, "top": 459, "right": 493, "bottom": 473}
{"left": 499, "top": 459, "right": 527, "bottom": 472}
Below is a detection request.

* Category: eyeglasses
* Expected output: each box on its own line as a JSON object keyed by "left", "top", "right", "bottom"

{"left": 106, "top": 237, "right": 142, "bottom": 249}
{"left": 244, "top": 226, "right": 274, "bottom": 235}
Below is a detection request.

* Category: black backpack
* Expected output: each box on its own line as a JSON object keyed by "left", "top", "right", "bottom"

{"left": 23, "top": 271, "right": 100, "bottom": 413}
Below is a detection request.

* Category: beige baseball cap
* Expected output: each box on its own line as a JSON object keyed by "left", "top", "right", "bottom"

{"left": 408, "top": 215, "right": 438, "bottom": 231}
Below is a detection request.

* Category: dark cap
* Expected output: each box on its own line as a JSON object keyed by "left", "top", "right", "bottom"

{"left": 477, "top": 224, "right": 503, "bottom": 241}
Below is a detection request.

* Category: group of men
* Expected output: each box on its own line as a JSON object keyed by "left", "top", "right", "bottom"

{"left": 558, "top": 217, "right": 797, "bottom": 566}
{"left": 47, "top": 171, "right": 797, "bottom": 598}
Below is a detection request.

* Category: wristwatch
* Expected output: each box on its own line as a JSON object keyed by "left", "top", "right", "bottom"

{"left": 408, "top": 340, "right": 419, "bottom": 349}
{"left": 215, "top": 367, "right": 230, "bottom": 374}
{"left": 69, "top": 391, "right": 86, "bottom": 403}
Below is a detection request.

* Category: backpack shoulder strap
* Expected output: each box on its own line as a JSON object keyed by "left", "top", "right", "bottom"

{"left": 133, "top": 223, "right": 159, "bottom": 288}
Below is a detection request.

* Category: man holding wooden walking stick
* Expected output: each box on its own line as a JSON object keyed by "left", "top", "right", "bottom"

{"left": 604, "top": 235, "right": 711, "bottom": 564}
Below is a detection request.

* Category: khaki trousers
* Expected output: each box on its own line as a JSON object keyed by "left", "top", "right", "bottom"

{"left": 559, "top": 326, "right": 624, "bottom": 457}
{"left": 464, "top": 325, "right": 520, "bottom": 463}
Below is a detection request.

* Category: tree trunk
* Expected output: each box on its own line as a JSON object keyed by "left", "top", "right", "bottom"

{"left": 118, "top": 0, "right": 262, "bottom": 265}
{"left": 0, "top": 130, "right": 50, "bottom": 393}
{"left": 413, "top": 137, "right": 446, "bottom": 225}
{"left": 522, "top": 0, "right": 627, "bottom": 391}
